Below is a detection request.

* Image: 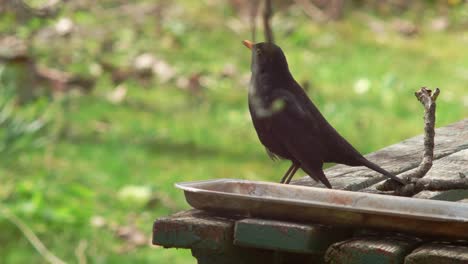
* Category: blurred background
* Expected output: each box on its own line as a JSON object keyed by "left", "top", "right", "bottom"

{"left": 0, "top": 0, "right": 467, "bottom": 263}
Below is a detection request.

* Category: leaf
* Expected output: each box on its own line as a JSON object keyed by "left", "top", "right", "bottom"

{"left": 106, "top": 85, "right": 127, "bottom": 104}
{"left": 117, "top": 185, "right": 152, "bottom": 206}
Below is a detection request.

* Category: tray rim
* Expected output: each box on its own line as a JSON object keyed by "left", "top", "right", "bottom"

{"left": 175, "top": 178, "right": 468, "bottom": 223}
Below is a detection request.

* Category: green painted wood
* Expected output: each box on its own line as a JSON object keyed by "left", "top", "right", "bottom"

{"left": 153, "top": 209, "right": 237, "bottom": 251}
{"left": 192, "top": 248, "right": 324, "bottom": 264}
{"left": 405, "top": 243, "right": 468, "bottom": 264}
{"left": 325, "top": 235, "right": 421, "bottom": 264}
{"left": 276, "top": 251, "right": 325, "bottom": 264}
{"left": 234, "top": 218, "right": 352, "bottom": 254}
{"left": 191, "top": 248, "right": 275, "bottom": 264}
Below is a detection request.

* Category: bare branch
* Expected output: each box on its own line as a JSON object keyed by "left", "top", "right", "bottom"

{"left": 415, "top": 87, "right": 439, "bottom": 177}
{"left": 75, "top": 240, "right": 88, "bottom": 264}
{"left": 0, "top": 206, "right": 67, "bottom": 264}
{"left": 250, "top": 0, "right": 261, "bottom": 42}
{"left": 326, "top": 0, "right": 345, "bottom": 20}
{"left": 377, "top": 87, "right": 449, "bottom": 196}
{"left": 294, "top": 0, "right": 328, "bottom": 23}
{"left": 14, "top": 0, "right": 62, "bottom": 17}
{"left": 263, "top": 0, "right": 274, "bottom": 43}
{"left": 390, "top": 176, "right": 468, "bottom": 196}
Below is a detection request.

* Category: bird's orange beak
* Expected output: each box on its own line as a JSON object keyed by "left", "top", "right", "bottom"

{"left": 242, "top": 40, "right": 254, "bottom": 50}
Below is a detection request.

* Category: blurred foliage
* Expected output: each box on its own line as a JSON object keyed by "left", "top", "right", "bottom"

{"left": 0, "top": 0, "right": 467, "bottom": 263}
{"left": 0, "top": 67, "right": 48, "bottom": 156}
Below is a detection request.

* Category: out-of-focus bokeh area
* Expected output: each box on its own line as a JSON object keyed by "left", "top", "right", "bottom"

{"left": 1, "top": 0, "right": 467, "bottom": 263}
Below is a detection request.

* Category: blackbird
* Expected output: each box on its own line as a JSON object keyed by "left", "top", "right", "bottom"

{"left": 242, "top": 40, "right": 404, "bottom": 188}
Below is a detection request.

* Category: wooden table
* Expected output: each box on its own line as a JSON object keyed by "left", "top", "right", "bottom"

{"left": 153, "top": 119, "right": 468, "bottom": 264}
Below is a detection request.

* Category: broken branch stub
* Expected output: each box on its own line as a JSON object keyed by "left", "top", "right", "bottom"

{"left": 263, "top": 0, "right": 274, "bottom": 43}
{"left": 413, "top": 87, "right": 439, "bottom": 178}
{"left": 377, "top": 87, "right": 440, "bottom": 195}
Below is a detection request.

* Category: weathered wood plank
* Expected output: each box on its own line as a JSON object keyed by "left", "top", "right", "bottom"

{"left": 325, "top": 235, "right": 421, "bottom": 264}
{"left": 405, "top": 242, "right": 468, "bottom": 264}
{"left": 192, "top": 248, "right": 321, "bottom": 264}
{"left": 411, "top": 149, "right": 468, "bottom": 201}
{"left": 413, "top": 189, "right": 468, "bottom": 201}
{"left": 152, "top": 209, "right": 238, "bottom": 251}
{"left": 366, "top": 148, "right": 468, "bottom": 200}
{"left": 410, "top": 147, "right": 467, "bottom": 184}
{"left": 234, "top": 218, "right": 352, "bottom": 254}
{"left": 294, "top": 119, "right": 468, "bottom": 191}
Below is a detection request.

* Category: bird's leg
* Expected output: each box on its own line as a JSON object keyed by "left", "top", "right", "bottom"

{"left": 284, "top": 164, "right": 300, "bottom": 184}
{"left": 280, "top": 163, "right": 295, "bottom": 184}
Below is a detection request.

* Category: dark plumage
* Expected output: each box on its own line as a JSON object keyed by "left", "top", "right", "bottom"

{"left": 243, "top": 40, "right": 404, "bottom": 188}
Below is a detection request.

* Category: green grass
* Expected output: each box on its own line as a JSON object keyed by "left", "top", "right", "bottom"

{"left": 1, "top": 1, "right": 467, "bottom": 263}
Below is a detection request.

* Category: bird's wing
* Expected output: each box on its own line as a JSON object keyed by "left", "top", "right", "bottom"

{"left": 272, "top": 85, "right": 364, "bottom": 165}
{"left": 269, "top": 88, "right": 327, "bottom": 164}
{"left": 268, "top": 88, "right": 334, "bottom": 186}
{"left": 270, "top": 85, "right": 363, "bottom": 159}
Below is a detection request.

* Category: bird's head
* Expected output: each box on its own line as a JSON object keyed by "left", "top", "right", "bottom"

{"left": 242, "top": 40, "right": 289, "bottom": 75}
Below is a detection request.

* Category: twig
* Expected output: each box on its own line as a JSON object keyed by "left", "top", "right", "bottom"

{"left": 326, "top": 0, "right": 345, "bottom": 20}
{"left": 415, "top": 87, "right": 439, "bottom": 177}
{"left": 0, "top": 206, "right": 67, "bottom": 264}
{"left": 263, "top": 0, "right": 274, "bottom": 43}
{"left": 375, "top": 87, "right": 465, "bottom": 196}
{"left": 294, "top": 0, "right": 328, "bottom": 23}
{"left": 36, "top": 65, "right": 95, "bottom": 93}
{"left": 378, "top": 87, "right": 438, "bottom": 192}
{"left": 250, "top": 0, "right": 261, "bottom": 42}
{"left": 14, "top": 0, "right": 62, "bottom": 17}
{"left": 75, "top": 240, "right": 88, "bottom": 264}
{"left": 409, "top": 87, "right": 438, "bottom": 174}
{"left": 395, "top": 177, "right": 468, "bottom": 196}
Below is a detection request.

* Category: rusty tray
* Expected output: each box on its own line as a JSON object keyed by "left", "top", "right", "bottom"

{"left": 176, "top": 179, "right": 468, "bottom": 239}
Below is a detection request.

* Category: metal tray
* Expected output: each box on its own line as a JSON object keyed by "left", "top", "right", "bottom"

{"left": 176, "top": 179, "right": 468, "bottom": 239}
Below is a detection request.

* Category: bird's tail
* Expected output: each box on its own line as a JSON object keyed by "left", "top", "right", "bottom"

{"left": 359, "top": 158, "right": 404, "bottom": 185}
